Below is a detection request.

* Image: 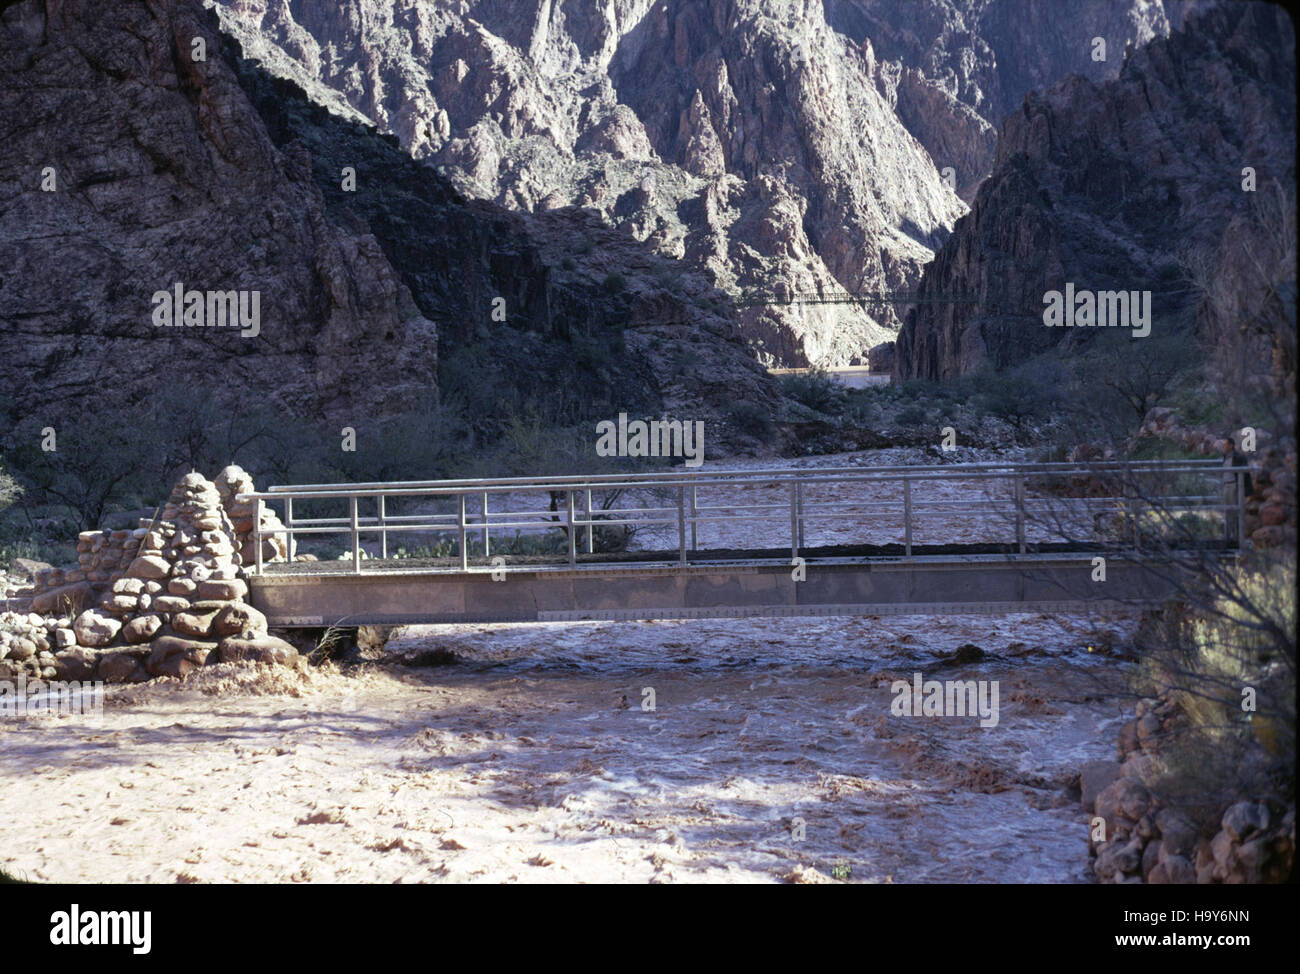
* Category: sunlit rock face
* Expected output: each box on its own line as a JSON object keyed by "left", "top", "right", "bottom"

{"left": 212, "top": 0, "right": 1188, "bottom": 367}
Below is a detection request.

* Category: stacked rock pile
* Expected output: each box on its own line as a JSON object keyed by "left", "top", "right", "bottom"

{"left": 1083, "top": 691, "right": 1295, "bottom": 884}
{"left": 0, "top": 469, "right": 299, "bottom": 685}
{"left": 24, "top": 528, "right": 146, "bottom": 617}
{"left": 215, "top": 464, "right": 288, "bottom": 566}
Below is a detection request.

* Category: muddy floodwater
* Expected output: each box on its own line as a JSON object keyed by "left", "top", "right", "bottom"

{"left": 0, "top": 610, "right": 1136, "bottom": 884}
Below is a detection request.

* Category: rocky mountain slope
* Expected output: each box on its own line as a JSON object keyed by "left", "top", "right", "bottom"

{"left": 0, "top": 0, "right": 779, "bottom": 454}
{"left": 893, "top": 1, "right": 1295, "bottom": 380}
{"left": 0, "top": 0, "right": 438, "bottom": 427}
{"left": 210, "top": 0, "right": 1195, "bottom": 367}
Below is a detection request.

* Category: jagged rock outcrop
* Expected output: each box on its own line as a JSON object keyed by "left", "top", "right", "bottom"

{"left": 0, "top": 0, "right": 782, "bottom": 450}
{"left": 233, "top": 59, "right": 780, "bottom": 433}
{"left": 893, "top": 2, "right": 1295, "bottom": 380}
{"left": 828, "top": 0, "right": 1215, "bottom": 199}
{"left": 0, "top": 0, "right": 438, "bottom": 426}
{"left": 211, "top": 0, "right": 1186, "bottom": 367}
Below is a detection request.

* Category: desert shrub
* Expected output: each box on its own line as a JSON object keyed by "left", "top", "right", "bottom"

{"left": 780, "top": 367, "right": 846, "bottom": 415}
{"left": 0, "top": 463, "right": 19, "bottom": 511}
{"left": 1064, "top": 330, "right": 1198, "bottom": 446}
{"left": 727, "top": 401, "right": 776, "bottom": 441}
{"left": 1132, "top": 553, "right": 1295, "bottom": 830}
{"left": 841, "top": 394, "right": 881, "bottom": 428}
{"left": 895, "top": 403, "right": 928, "bottom": 426}
{"left": 974, "top": 360, "right": 1069, "bottom": 438}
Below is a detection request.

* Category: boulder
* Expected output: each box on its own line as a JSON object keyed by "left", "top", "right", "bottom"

{"left": 218, "top": 633, "right": 299, "bottom": 667}
{"left": 1114, "top": 778, "right": 1151, "bottom": 822}
{"left": 102, "top": 593, "right": 140, "bottom": 613}
{"left": 212, "top": 602, "right": 268, "bottom": 637}
{"left": 98, "top": 652, "right": 146, "bottom": 684}
{"left": 112, "top": 577, "right": 146, "bottom": 595}
{"left": 1141, "top": 839, "right": 1162, "bottom": 878}
{"left": 147, "top": 635, "right": 217, "bottom": 677}
{"left": 197, "top": 578, "right": 248, "bottom": 601}
{"left": 172, "top": 609, "right": 220, "bottom": 638}
{"left": 122, "top": 614, "right": 164, "bottom": 644}
{"left": 1093, "top": 837, "right": 1143, "bottom": 880}
{"left": 1155, "top": 809, "right": 1199, "bottom": 856}
{"left": 1221, "top": 801, "right": 1270, "bottom": 843}
{"left": 9, "top": 557, "right": 52, "bottom": 578}
{"left": 1079, "top": 760, "right": 1121, "bottom": 812}
{"left": 7, "top": 637, "right": 36, "bottom": 661}
{"left": 126, "top": 554, "right": 171, "bottom": 580}
{"left": 73, "top": 610, "right": 121, "bottom": 648}
{"left": 1147, "top": 854, "right": 1195, "bottom": 884}
{"left": 1135, "top": 711, "right": 1161, "bottom": 748}
{"left": 53, "top": 647, "right": 97, "bottom": 681}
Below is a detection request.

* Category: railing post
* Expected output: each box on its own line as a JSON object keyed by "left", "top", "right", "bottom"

{"left": 903, "top": 475, "right": 912, "bottom": 559}
{"left": 254, "top": 502, "right": 263, "bottom": 576}
{"left": 458, "top": 493, "right": 468, "bottom": 571}
{"left": 567, "top": 490, "right": 577, "bottom": 566}
{"left": 350, "top": 496, "right": 360, "bottom": 574}
{"left": 284, "top": 496, "right": 295, "bottom": 562}
{"left": 1015, "top": 474, "right": 1026, "bottom": 554}
{"left": 677, "top": 486, "right": 687, "bottom": 565}
{"left": 796, "top": 480, "right": 805, "bottom": 549}
{"left": 789, "top": 480, "right": 799, "bottom": 561}
{"left": 1237, "top": 469, "right": 1246, "bottom": 551}
{"left": 378, "top": 494, "right": 386, "bottom": 560}
{"left": 482, "top": 491, "right": 490, "bottom": 558}
{"left": 1130, "top": 480, "right": 1140, "bottom": 555}
{"left": 585, "top": 488, "right": 594, "bottom": 554}
{"left": 690, "top": 482, "right": 698, "bottom": 552}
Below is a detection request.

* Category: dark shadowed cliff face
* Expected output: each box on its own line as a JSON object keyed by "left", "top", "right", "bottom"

{"left": 0, "top": 0, "right": 780, "bottom": 443}
{"left": 893, "top": 2, "right": 1296, "bottom": 381}
{"left": 211, "top": 0, "right": 1190, "bottom": 368}
{"left": 0, "top": 0, "right": 438, "bottom": 426}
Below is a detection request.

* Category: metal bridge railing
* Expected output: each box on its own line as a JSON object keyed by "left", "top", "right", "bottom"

{"left": 238, "top": 459, "right": 1249, "bottom": 575}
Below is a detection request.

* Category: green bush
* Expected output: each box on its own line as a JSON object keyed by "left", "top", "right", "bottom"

{"left": 780, "top": 368, "right": 846, "bottom": 415}
{"left": 727, "top": 401, "right": 776, "bottom": 441}
{"left": 0, "top": 463, "right": 19, "bottom": 511}
{"left": 895, "top": 403, "right": 928, "bottom": 426}
{"left": 1140, "top": 554, "right": 1295, "bottom": 826}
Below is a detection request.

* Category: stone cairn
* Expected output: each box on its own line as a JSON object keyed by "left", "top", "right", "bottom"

{"left": 0, "top": 466, "right": 297, "bottom": 684}
{"left": 215, "top": 464, "right": 289, "bottom": 567}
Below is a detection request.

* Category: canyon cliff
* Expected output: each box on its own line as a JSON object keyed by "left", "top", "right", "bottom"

{"left": 893, "top": 2, "right": 1295, "bottom": 380}
{"left": 211, "top": 0, "right": 1194, "bottom": 366}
